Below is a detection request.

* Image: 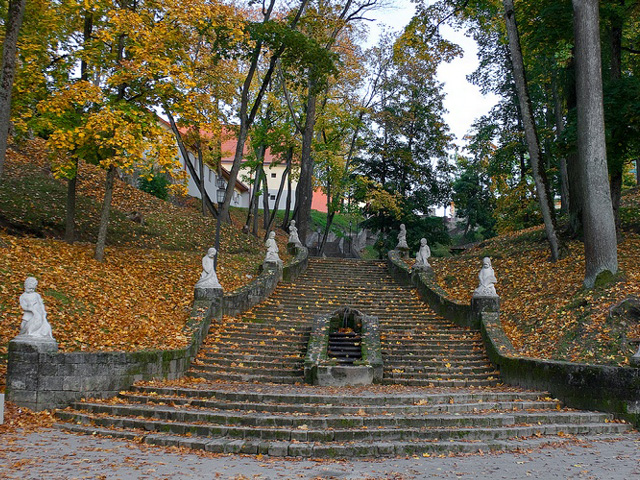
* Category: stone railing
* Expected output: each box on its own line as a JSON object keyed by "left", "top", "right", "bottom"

{"left": 7, "top": 244, "right": 309, "bottom": 411}
{"left": 387, "top": 249, "right": 640, "bottom": 427}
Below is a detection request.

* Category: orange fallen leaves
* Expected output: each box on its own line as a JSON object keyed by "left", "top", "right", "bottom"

{"left": 0, "top": 140, "right": 292, "bottom": 392}
{"left": 431, "top": 225, "right": 640, "bottom": 366}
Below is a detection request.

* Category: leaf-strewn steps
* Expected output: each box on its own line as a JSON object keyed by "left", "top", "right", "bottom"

{"left": 55, "top": 257, "right": 634, "bottom": 457}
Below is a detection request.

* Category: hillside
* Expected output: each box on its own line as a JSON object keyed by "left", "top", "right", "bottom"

{"left": 0, "top": 139, "right": 292, "bottom": 390}
{"left": 430, "top": 205, "right": 640, "bottom": 366}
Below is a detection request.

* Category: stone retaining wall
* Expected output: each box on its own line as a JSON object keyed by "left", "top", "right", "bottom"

{"left": 387, "top": 250, "right": 640, "bottom": 427}
{"left": 7, "top": 295, "right": 222, "bottom": 411}
{"left": 7, "top": 245, "right": 309, "bottom": 411}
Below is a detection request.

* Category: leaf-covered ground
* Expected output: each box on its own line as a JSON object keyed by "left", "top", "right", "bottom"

{"left": 0, "top": 140, "right": 292, "bottom": 391}
{"left": 431, "top": 220, "right": 640, "bottom": 367}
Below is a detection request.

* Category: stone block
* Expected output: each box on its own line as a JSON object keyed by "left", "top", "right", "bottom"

{"left": 8, "top": 390, "right": 37, "bottom": 406}
{"left": 9, "top": 338, "right": 58, "bottom": 355}
{"left": 471, "top": 295, "right": 500, "bottom": 314}
{"left": 194, "top": 287, "right": 223, "bottom": 302}
{"left": 0, "top": 394, "right": 4, "bottom": 424}
{"left": 39, "top": 376, "right": 65, "bottom": 390}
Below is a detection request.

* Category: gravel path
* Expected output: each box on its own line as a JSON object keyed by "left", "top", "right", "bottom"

{"left": 0, "top": 429, "right": 639, "bottom": 479}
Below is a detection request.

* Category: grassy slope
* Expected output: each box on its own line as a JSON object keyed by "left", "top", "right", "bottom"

{"left": 0, "top": 139, "right": 292, "bottom": 390}
{"left": 431, "top": 192, "right": 640, "bottom": 366}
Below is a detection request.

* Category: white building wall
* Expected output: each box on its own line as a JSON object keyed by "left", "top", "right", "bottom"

{"left": 179, "top": 150, "right": 250, "bottom": 208}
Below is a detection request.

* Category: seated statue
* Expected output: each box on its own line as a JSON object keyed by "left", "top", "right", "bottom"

{"left": 414, "top": 238, "right": 431, "bottom": 270}
{"left": 195, "top": 247, "right": 222, "bottom": 289}
{"left": 396, "top": 223, "right": 409, "bottom": 250}
{"left": 473, "top": 257, "right": 498, "bottom": 297}
{"left": 19, "top": 277, "right": 54, "bottom": 340}
{"left": 288, "top": 220, "right": 301, "bottom": 246}
{"left": 264, "top": 231, "right": 281, "bottom": 264}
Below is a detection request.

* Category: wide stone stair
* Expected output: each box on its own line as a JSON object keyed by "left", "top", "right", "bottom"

{"left": 56, "top": 257, "right": 633, "bottom": 456}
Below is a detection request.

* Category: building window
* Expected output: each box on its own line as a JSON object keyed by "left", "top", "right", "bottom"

{"left": 208, "top": 170, "right": 213, "bottom": 182}
{"left": 271, "top": 173, "right": 277, "bottom": 178}
{"left": 270, "top": 195, "right": 276, "bottom": 200}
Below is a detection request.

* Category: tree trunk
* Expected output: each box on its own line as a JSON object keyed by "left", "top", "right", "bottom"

{"left": 565, "top": 57, "right": 584, "bottom": 236}
{"left": 295, "top": 75, "right": 319, "bottom": 246}
{"left": 281, "top": 147, "right": 294, "bottom": 230}
{"left": 262, "top": 167, "right": 270, "bottom": 231}
{"left": 164, "top": 108, "right": 218, "bottom": 216}
{"left": 264, "top": 151, "right": 291, "bottom": 239}
{"left": 572, "top": 0, "right": 618, "bottom": 287}
{"left": 65, "top": 13, "right": 93, "bottom": 243}
{"left": 65, "top": 174, "right": 77, "bottom": 243}
{"left": 197, "top": 145, "right": 206, "bottom": 216}
{"left": 251, "top": 171, "right": 262, "bottom": 237}
{"left": 503, "top": 0, "right": 561, "bottom": 261}
{"left": 94, "top": 166, "right": 116, "bottom": 261}
{"left": 244, "top": 164, "right": 262, "bottom": 233}
{"left": 552, "top": 71, "right": 570, "bottom": 215}
{"left": 0, "top": 0, "right": 26, "bottom": 180}
{"left": 608, "top": 4, "right": 624, "bottom": 239}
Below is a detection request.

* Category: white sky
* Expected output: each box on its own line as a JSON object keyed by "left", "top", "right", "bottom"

{"left": 363, "top": 0, "right": 499, "bottom": 148}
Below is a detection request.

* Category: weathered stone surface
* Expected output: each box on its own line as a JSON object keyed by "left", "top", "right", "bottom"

{"left": 0, "top": 394, "right": 4, "bottom": 424}
{"left": 609, "top": 296, "right": 640, "bottom": 324}
{"left": 315, "top": 365, "right": 375, "bottom": 386}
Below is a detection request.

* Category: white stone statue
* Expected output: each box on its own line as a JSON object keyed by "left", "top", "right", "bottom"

{"left": 288, "top": 220, "right": 301, "bottom": 246}
{"left": 414, "top": 238, "right": 431, "bottom": 270}
{"left": 195, "top": 248, "right": 222, "bottom": 289}
{"left": 473, "top": 257, "right": 498, "bottom": 297}
{"left": 396, "top": 224, "right": 408, "bottom": 250}
{"left": 18, "top": 277, "right": 54, "bottom": 340}
{"left": 264, "top": 231, "right": 281, "bottom": 264}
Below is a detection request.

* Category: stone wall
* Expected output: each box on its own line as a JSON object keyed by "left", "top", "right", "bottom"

{"left": 7, "top": 295, "right": 221, "bottom": 411}
{"left": 7, "top": 245, "right": 309, "bottom": 411}
{"left": 387, "top": 249, "right": 640, "bottom": 427}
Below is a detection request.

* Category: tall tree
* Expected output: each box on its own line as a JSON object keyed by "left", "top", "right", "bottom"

{"left": 503, "top": 0, "right": 561, "bottom": 261}
{"left": 572, "top": 0, "right": 618, "bottom": 287}
{"left": 0, "top": 0, "right": 27, "bottom": 180}
{"left": 218, "top": 0, "right": 309, "bottom": 224}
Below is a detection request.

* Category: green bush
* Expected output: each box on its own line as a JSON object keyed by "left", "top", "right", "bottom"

{"left": 138, "top": 172, "right": 169, "bottom": 200}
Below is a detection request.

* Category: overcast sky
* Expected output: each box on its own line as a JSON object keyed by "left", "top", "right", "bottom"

{"left": 364, "top": 0, "right": 499, "bottom": 149}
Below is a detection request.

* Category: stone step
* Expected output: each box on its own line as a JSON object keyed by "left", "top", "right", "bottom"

{"left": 380, "top": 378, "right": 499, "bottom": 387}
{"left": 128, "top": 386, "right": 552, "bottom": 406}
{"left": 63, "top": 402, "right": 615, "bottom": 431}
{"left": 60, "top": 423, "right": 630, "bottom": 457}
{"left": 196, "top": 356, "right": 304, "bottom": 366}
{"left": 191, "top": 364, "right": 302, "bottom": 377}
{"left": 117, "top": 392, "right": 563, "bottom": 415}
{"left": 186, "top": 370, "right": 303, "bottom": 384}
{"left": 383, "top": 366, "right": 497, "bottom": 375}
{"left": 57, "top": 411, "right": 629, "bottom": 446}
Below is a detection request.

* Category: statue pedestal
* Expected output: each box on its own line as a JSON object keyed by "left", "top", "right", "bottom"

{"left": 263, "top": 259, "right": 283, "bottom": 270}
{"left": 631, "top": 346, "right": 640, "bottom": 367}
{"left": 194, "top": 287, "right": 223, "bottom": 302}
{"left": 7, "top": 336, "right": 58, "bottom": 409}
{"left": 10, "top": 335, "right": 58, "bottom": 353}
{"left": 471, "top": 295, "right": 500, "bottom": 314}
{"left": 397, "top": 247, "right": 410, "bottom": 259}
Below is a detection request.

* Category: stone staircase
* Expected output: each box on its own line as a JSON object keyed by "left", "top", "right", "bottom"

{"left": 56, "top": 258, "right": 633, "bottom": 457}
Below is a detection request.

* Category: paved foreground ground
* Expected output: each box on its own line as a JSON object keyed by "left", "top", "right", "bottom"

{"left": 0, "top": 429, "right": 638, "bottom": 479}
